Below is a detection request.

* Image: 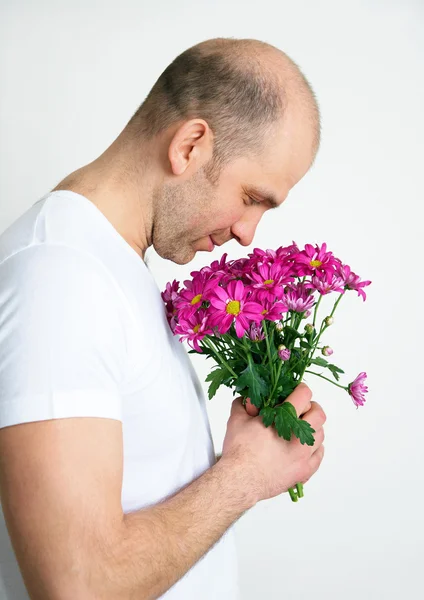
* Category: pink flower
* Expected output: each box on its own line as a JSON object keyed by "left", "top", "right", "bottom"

{"left": 283, "top": 282, "right": 316, "bottom": 313}
{"left": 161, "top": 280, "right": 181, "bottom": 333}
{"left": 161, "top": 279, "right": 180, "bottom": 304}
{"left": 257, "top": 296, "right": 289, "bottom": 321}
{"left": 295, "top": 243, "right": 341, "bottom": 284}
{"left": 278, "top": 345, "right": 291, "bottom": 361}
{"left": 208, "top": 279, "right": 265, "bottom": 338}
{"left": 322, "top": 346, "right": 334, "bottom": 356}
{"left": 305, "top": 274, "right": 345, "bottom": 296}
{"left": 174, "top": 310, "right": 213, "bottom": 352}
{"left": 348, "top": 372, "right": 368, "bottom": 408}
{"left": 248, "top": 323, "right": 265, "bottom": 342}
{"left": 337, "top": 265, "right": 372, "bottom": 301}
{"left": 177, "top": 273, "right": 218, "bottom": 318}
{"left": 191, "top": 253, "right": 230, "bottom": 279}
{"left": 164, "top": 304, "right": 179, "bottom": 333}
{"left": 246, "top": 261, "right": 293, "bottom": 302}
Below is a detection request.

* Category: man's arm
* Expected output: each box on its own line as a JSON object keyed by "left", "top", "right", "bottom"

{"left": 0, "top": 416, "right": 255, "bottom": 600}
{"left": 110, "top": 454, "right": 253, "bottom": 600}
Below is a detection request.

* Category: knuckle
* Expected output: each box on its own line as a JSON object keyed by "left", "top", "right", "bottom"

{"left": 300, "top": 383, "right": 313, "bottom": 402}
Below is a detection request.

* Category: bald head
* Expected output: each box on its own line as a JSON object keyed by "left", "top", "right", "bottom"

{"left": 125, "top": 37, "right": 320, "bottom": 178}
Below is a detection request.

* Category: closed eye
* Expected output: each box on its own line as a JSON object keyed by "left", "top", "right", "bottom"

{"left": 245, "top": 196, "right": 262, "bottom": 207}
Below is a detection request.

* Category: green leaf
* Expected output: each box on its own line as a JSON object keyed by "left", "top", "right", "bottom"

{"left": 327, "top": 363, "right": 345, "bottom": 382}
{"left": 300, "top": 340, "right": 313, "bottom": 350}
{"left": 283, "top": 326, "right": 302, "bottom": 339}
{"left": 274, "top": 404, "right": 293, "bottom": 441}
{"left": 310, "top": 356, "right": 329, "bottom": 368}
{"left": 305, "top": 327, "right": 317, "bottom": 343}
{"left": 309, "top": 357, "right": 345, "bottom": 382}
{"left": 259, "top": 406, "right": 276, "bottom": 427}
{"left": 234, "top": 363, "right": 268, "bottom": 408}
{"left": 275, "top": 377, "right": 297, "bottom": 400}
{"left": 205, "top": 367, "right": 229, "bottom": 400}
{"left": 283, "top": 325, "right": 302, "bottom": 347}
{"left": 274, "top": 401, "right": 316, "bottom": 446}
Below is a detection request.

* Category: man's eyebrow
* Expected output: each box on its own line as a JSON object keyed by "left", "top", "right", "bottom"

{"left": 245, "top": 185, "right": 282, "bottom": 209}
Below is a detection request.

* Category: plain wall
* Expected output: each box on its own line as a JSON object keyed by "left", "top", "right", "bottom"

{"left": 1, "top": 1, "right": 423, "bottom": 598}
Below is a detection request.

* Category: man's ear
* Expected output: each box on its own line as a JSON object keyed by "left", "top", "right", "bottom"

{"left": 167, "top": 119, "right": 212, "bottom": 176}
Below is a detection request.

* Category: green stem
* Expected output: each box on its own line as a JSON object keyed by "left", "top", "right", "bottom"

{"left": 330, "top": 292, "right": 344, "bottom": 317}
{"left": 267, "top": 359, "right": 284, "bottom": 406}
{"left": 312, "top": 295, "right": 323, "bottom": 328}
{"left": 202, "top": 337, "right": 238, "bottom": 378}
{"left": 262, "top": 320, "right": 275, "bottom": 386}
{"left": 288, "top": 487, "right": 298, "bottom": 502}
{"left": 304, "top": 370, "right": 348, "bottom": 390}
{"left": 297, "top": 292, "right": 345, "bottom": 383}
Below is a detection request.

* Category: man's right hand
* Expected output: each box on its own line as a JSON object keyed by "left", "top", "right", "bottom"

{"left": 221, "top": 383, "right": 326, "bottom": 503}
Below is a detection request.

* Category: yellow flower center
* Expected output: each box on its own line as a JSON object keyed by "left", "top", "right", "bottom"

{"left": 226, "top": 300, "right": 241, "bottom": 315}
{"left": 193, "top": 324, "right": 200, "bottom": 333}
{"left": 264, "top": 279, "right": 274, "bottom": 285}
{"left": 261, "top": 309, "right": 268, "bottom": 315}
{"left": 191, "top": 293, "right": 202, "bottom": 305}
{"left": 310, "top": 260, "right": 322, "bottom": 268}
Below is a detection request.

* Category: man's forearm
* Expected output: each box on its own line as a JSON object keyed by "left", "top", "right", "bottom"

{"left": 93, "top": 456, "right": 256, "bottom": 600}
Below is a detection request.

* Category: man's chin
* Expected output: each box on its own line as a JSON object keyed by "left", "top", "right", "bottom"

{"left": 155, "top": 245, "right": 197, "bottom": 266}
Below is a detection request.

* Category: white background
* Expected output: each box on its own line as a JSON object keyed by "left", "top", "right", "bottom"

{"left": 1, "top": 1, "right": 423, "bottom": 598}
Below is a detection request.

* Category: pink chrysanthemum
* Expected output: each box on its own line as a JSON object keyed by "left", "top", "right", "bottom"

{"left": 174, "top": 310, "right": 213, "bottom": 352}
{"left": 278, "top": 345, "right": 291, "bottom": 361}
{"left": 246, "top": 262, "right": 294, "bottom": 302}
{"left": 177, "top": 273, "right": 218, "bottom": 318}
{"left": 337, "top": 265, "right": 372, "bottom": 301}
{"left": 191, "top": 253, "right": 230, "bottom": 279}
{"left": 161, "top": 279, "right": 181, "bottom": 333}
{"left": 208, "top": 279, "right": 265, "bottom": 338}
{"left": 283, "top": 282, "right": 316, "bottom": 313}
{"left": 348, "top": 372, "right": 368, "bottom": 408}
{"left": 295, "top": 243, "right": 341, "bottom": 284}
{"left": 164, "top": 305, "right": 179, "bottom": 333}
{"left": 248, "top": 323, "right": 265, "bottom": 342}
{"left": 161, "top": 279, "right": 180, "bottom": 304}
{"left": 256, "top": 296, "right": 289, "bottom": 321}
{"left": 304, "top": 274, "right": 346, "bottom": 296}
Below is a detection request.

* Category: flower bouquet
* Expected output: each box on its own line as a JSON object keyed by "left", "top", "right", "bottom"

{"left": 161, "top": 242, "right": 371, "bottom": 502}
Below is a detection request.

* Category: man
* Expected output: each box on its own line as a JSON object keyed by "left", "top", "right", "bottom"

{"left": 0, "top": 37, "right": 326, "bottom": 599}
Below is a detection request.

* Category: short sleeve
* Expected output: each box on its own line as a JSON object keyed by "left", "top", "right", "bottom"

{"left": 0, "top": 244, "right": 128, "bottom": 429}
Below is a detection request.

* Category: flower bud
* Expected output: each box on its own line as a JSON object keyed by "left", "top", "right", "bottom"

{"left": 275, "top": 322, "right": 284, "bottom": 332}
{"left": 302, "top": 309, "right": 312, "bottom": 319}
{"left": 325, "top": 316, "right": 334, "bottom": 326}
{"left": 322, "top": 346, "right": 334, "bottom": 356}
{"left": 305, "top": 323, "right": 314, "bottom": 334}
{"left": 278, "top": 345, "right": 291, "bottom": 361}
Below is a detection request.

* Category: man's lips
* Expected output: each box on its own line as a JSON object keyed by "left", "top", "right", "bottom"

{"left": 210, "top": 236, "right": 223, "bottom": 247}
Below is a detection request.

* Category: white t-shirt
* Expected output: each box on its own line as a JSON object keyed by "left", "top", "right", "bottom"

{"left": 0, "top": 190, "right": 240, "bottom": 599}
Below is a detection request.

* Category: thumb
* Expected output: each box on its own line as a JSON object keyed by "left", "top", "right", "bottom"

{"left": 244, "top": 397, "right": 260, "bottom": 417}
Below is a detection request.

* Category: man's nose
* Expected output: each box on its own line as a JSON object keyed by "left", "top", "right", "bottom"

{"left": 231, "top": 214, "right": 262, "bottom": 247}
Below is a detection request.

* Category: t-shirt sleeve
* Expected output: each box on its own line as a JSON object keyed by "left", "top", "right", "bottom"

{"left": 0, "top": 244, "right": 128, "bottom": 429}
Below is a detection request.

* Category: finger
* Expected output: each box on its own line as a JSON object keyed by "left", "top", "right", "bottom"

{"left": 244, "top": 397, "right": 260, "bottom": 417}
{"left": 230, "top": 396, "right": 249, "bottom": 416}
{"left": 301, "top": 445, "right": 325, "bottom": 484}
{"left": 300, "top": 401, "right": 327, "bottom": 430}
{"left": 309, "top": 444, "right": 325, "bottom": 471}
{"left": 287, "top": 382, "right": 313, "bottom": 418}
